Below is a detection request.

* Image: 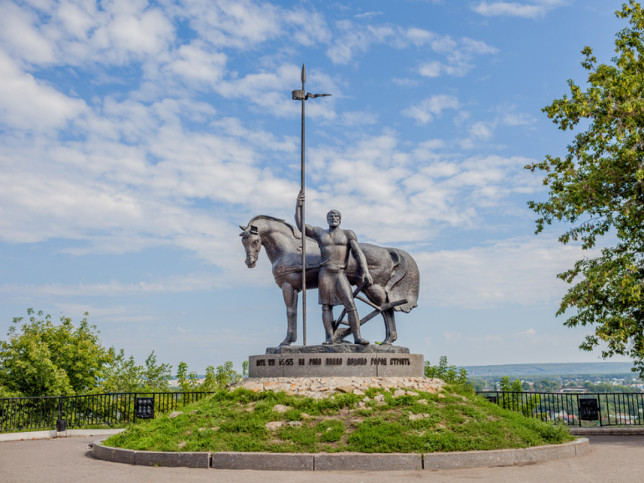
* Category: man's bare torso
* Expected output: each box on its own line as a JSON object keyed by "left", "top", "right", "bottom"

{"left": 314, "top": 227, "right": 354, "bottom": 269}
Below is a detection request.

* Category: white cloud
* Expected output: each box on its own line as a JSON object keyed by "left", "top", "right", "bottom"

{"left": 458, "top": 104, "right": 535, "bottom": 146}
{"left": 402, "top": 95, "right": 460, "bottom": 124}
{"left": 306, "top": 131, "right": 539, "bottom": 246}
{"left": 501, "top": 110, "right": 534, "bottom": 126}
{"left": 57, "top": 1, "right": 96, "bottom": 39}
{"left": 418, "top": 61, "right": 443, "bottom": 78}
{"left": 175, "top": 0, "right": 281, "bottom": 49}
{"left": 213, "top": 63, "right": 337, "bottom": 119}
{"left": 327, "top": 20, "right": 395, "bottom": 64}
{"left": 418, "top": 36, "right": 498, "bottom": 78}
{"left": 0, "top": 81, "right": 302, "bottom": 258}
{"left": 285, "top": 10, "right": 331, "bottom": 45}
{"left": 355, "top": 11, "right": 383, "bottom": 19}
{"left": 0, "top": 1, "right": 176, "bottom": 67}
{"left": 0, "top": 50, "right": 87, "bottom": 130}
{"left": 470, "top": 121, "right": 495, "bottom": 140}
{"left": 472, "top": 1, "right": 565, "bottom": 19}
{"left": 0, "top": 1, "right": 555, "bottom": 305}
{"left": 0, "top": 2, "right": 56, "bottom": 64}
{"left": 165, "top": 42, "right": 228, "bottom": 85}
{"left": 102, "top": 8, "right": 174, "bottom": 61}
{"left": 406, "top": 27, "right": 435, "bottom": 46}
{"left": 327, "top": 22, "right": 496, "bottom": 77}
{"left": 417, "top": 236, "right": 588, "bottom": 309}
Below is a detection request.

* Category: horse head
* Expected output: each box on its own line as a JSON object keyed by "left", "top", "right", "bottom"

{"left": 239, "top": 224, "right": 261, "bottom": 268}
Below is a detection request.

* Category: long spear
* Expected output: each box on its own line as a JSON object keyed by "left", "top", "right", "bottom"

{"left": 291, "top": 64, "right": 330, "bottom": 346}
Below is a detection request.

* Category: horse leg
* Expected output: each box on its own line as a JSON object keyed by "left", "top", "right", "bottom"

{"left": 382, "top": 308, "right": 397, "bottom": 345}
{"left": 279, "top": 283, "right": 298, "bottom": 346}
{"left": 362, "top": 284, "right": 390, "bottom": 343}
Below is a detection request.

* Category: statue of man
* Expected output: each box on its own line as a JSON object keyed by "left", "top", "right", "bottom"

{"left": 296, "top": 190, "right": 373, "bottom": 345}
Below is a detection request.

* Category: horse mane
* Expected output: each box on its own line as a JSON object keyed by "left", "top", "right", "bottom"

{"left": 241, "top": 215, "right": 302, "bottom": 239}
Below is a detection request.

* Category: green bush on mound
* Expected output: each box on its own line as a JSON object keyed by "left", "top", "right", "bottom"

{"left": 104, "top": 386, "right": 574, "bottom": 453}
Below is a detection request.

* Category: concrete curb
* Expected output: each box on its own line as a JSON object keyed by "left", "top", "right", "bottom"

{"left": 570, "top": 427, "right": 644, "bottom": 436}
{"left": 0, "top": 428, "right": 124, "bottom": 443}
{"left": 423, "top": 438, "right": 589, "bottom": 469}
{"left": 92, "top": 438, "right": 589, "bottom": 471}
{"left": 93, "top": 442, "right": 210, "bottom": 468}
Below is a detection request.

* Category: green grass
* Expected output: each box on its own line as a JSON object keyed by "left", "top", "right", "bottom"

{"left": 104, "top": 385, "right": 575, "bottom": 453}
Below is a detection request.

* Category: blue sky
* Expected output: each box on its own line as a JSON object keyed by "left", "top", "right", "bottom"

{"left": 0, "top": 0, "right": 633, "bottom": 373}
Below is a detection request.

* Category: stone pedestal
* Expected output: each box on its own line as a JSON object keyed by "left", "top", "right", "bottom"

{"left": 266, "top": 344, "right": 411, "bottom": 354}
{"left": 249, "top": 345, "right": 423, "bottom": 378}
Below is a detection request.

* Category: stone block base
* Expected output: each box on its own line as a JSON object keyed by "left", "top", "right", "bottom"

{"left": 248, "top": 352, "right": 424, "bottom": 378}
{"left": 266, "top": 344, "right": 410, "bottom": 354}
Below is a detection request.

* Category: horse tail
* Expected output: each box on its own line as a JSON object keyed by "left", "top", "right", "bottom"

{"left": 385, "top": 248, "right": 419, "bottom": 313}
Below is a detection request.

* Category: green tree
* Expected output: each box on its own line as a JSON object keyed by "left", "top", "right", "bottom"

{"left": 176, "top": 361, "right": 190, "bottom": 392}
{"left": 201, "top": 365, "right": 218, "bottom": 391}
{"left": 199, "top": 362, "right": 242, "bottom": 391}
{"left": 142, "top": 351, "right": 172, "bottom": 390}
{"left": 0, "top": 309, "right": 109, "bottom": 396}
{"left": 188, "top": 371, "right": 200, "bottom": 389}
{"left": 533, "top": 379, "right": 561, "bottom": 392}
{"left": 99, "top": 348, "right": 143, "bottom": 393}
{"left": 98, "top": 349, "right": 173, "bottom": 393}
{"left": 526, "top": 1, "right": 644, "bottom": 376}
{"left": 424, "top": 356, "right": 468, "bottom": 385}
{"left": 215, "top": 360, "right": 242, "bottom": 386}
{"left": 497, "top": 376, "right": 541, "bottom": 417}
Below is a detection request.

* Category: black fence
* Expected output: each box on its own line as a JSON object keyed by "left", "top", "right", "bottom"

{"left": 0, "top": 392, "right": 217, "bottom": 433}
{"left": 477, "top": 390, "right": 644, "bottom": 426}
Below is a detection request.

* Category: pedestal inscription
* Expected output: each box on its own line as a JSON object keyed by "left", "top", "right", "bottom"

{"left": 249, "top": 353, "right": 424, "bottom": 378}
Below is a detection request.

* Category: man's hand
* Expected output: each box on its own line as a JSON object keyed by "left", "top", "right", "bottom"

{"left": 363, "top": 272, "right": 374, "bottom": 286}
{"left": 297, "top": 190, "right": 305, "bottom": 207}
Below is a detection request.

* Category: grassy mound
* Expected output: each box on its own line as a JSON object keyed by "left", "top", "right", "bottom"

{"left": 104, "top": 385, "right": 574, "bottom": 453}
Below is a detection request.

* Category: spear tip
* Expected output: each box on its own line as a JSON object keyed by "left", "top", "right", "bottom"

{"left": 301, "top": 64, "right": 306, "bottom": 84}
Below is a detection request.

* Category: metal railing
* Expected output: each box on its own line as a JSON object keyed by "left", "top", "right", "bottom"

{"left": 477, "top": 390, "right": 644, "bottom": 426}
{"left": 0, "top": 392, "right": 217, "bottom": 433}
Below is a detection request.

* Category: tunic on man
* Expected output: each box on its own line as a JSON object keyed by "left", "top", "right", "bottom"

{"left": 317, "top": 264, "right": 353, "bottom": 307}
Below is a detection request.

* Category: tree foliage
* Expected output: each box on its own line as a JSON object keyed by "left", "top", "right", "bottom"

{"left": 175, "top": 361, "right": 190, "bottom": 392}
{"left": 0, "top": 308, "right": 243, "bottom": 397}
{"left": 498, "top": 377, "right": 541, "bottom": 417}
{"left": 424, "top": 356, "right": 468, "bottom": 384}
{"left": 0, "top": 308, "right": 174, "bottom": 396}
{"left": 98, "top": 348, "right": 172, "bottom": 393}
{"left": 0, "top": 309, "right": 109, "bottom": 396}
{"left": 142, "top": 351, "right": 173, "bottom": 390}
{"left": 177, "top": 361, "right": 243, "bottom": 392}
{"left": 526, "top": 1, "right": 644, "bottom": 376}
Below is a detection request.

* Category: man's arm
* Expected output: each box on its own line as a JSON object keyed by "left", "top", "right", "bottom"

{"left": 295, "top": 190, "right": 315, "bottom": 238}
{"left": 347, "top": 231, "right": 373, "bottom": 285}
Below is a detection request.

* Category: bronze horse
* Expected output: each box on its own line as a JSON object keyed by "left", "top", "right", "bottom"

{"left": 240, "top": 215, "right": 420, "bottom": 346}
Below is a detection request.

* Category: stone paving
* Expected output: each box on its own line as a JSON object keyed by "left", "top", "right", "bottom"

{"left": 230, "top": 376, "right": 445, "bottom": 398}
{"left": 1, "top": 435, "right": 643, "bottom": 482}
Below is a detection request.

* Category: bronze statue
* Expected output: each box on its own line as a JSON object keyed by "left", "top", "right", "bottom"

{"left": 296, "top": 191, "right": 372, "bottom": 345}
{"left": 239, "top": 66, "right": 419, "bottom": 349}
{"left": 239, "top": 214, "right": 420, "bottom": 347}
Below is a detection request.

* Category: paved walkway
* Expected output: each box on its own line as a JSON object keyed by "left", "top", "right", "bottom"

{"left": 1, "top": 435, "right": 642, "bottom": 482}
